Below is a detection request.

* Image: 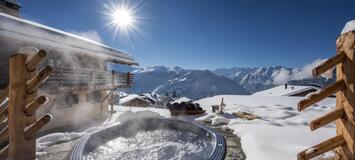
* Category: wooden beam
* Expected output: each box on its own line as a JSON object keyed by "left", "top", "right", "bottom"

{"left": 0, "top": 127, "right": 8, "bottom": 142}
{"left": 0, "top": 86, "right": 8, "bottom": 104}
{"left": 0, "top": 105, "right": 8, "bottom": 122}
{"left": 312, "top": 53, "right": 346, "bottom": 77}
{"left": 0, "top": 145, "right": 8, "bottom": 160}
{"left": 298, "top": 135, "right": 345, "bottom": 160}
{"left": 24, "top": 114, "right": 51, "bottom": 140}
{"left": 25, "top": 50, "right": 47, "bottom": 72}
{"left": 0, "top": 98, "right": 8, "bottom": 109}
{"left": 298, "top": 80, "right": 346, "bottom": 111}
{"left": 24, "top": 96, "right": 48, "bottom": 116}
{"left": 310, "top": 108, "right": 345, "bottom": 131}
{"left": 26, "top": 66, "right": 52, "bottom": 94}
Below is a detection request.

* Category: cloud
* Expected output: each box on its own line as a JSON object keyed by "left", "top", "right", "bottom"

{"left": 68, "top": 30, "right": 103, "bottom": 44}
{"left": 272, "top": 58, "right": 328, "bottom": 85}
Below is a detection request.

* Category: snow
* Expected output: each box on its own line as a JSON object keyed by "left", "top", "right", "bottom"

{"left": 253, "top": 85, "right": 319, "bottom": 96}
{"left": 120, "top": 94, "right": 139, "bottom": 104}
{"left": 171, "top": 97, "right": 192, "bottom": 104}
{"left": 36, "top": 132, "right": 82, "bottom": 152}
{"left": 341, "top": 20, "right": 355, "bottom": 34}
{"left": 210, "top": 115, "right": 230, "bottom": 126}
{"left": 36, "top": 94, "right": 336, "bottom": 160}
{"left": 195, "top": 95, "right": 336, "bottom": 160}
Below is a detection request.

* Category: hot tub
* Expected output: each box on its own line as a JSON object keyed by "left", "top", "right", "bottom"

{"left": 68, "top": 118, "right": 226, "bottom": 160}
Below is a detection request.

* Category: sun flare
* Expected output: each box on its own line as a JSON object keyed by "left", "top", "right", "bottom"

{"left": 103, "top": 0, "right": 147, "bottom": 42}
{"left": 112, "top": 7, "right": 134, "bottom": 28}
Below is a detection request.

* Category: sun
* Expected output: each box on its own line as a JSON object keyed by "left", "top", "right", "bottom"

{"left": 103, "top": 0, "right": 147, "bottom": 42}
{"left": 112, "top": 7, "right": 134, "bottom": 28}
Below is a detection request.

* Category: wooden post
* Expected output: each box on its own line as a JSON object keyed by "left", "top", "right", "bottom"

{"left": 8, "top": 54, "right": 35, "bottom": 159}
{"left": 297, "top": 31, "right": 355, "bottom": 160}
{"left": 0, "top": 49, "right": 52, "bottom": 160}
{"left": 334, "top": 31, "right": 355, "bottom": 160}
{"left": 110, "top": 70, "right": 115, "bottom": 112}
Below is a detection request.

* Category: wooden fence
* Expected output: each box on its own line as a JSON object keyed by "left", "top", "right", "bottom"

{"left": 0, "top": 49, "right": 52, "bottom": 160}
{"left": 297, "top": 31, "right": 355, "bottom": 160}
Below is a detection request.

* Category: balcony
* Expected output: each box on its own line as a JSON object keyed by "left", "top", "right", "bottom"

{"left": 44, "top": 67, "right": 134, "bottom": 92}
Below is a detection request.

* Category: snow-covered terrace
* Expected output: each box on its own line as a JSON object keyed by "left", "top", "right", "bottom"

{"left": 253, "top": 85, "right": 319, "bottom": 97}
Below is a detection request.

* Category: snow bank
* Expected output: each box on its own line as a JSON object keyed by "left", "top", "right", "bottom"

{"left": 196, "top": 114, "right": 231, "bottom": 126}
{"left": 341, "top": 20, "right": 355, "bottom": 34}
{"left": 37, "top": 132, "right": 82, "bottom": 152}
{"left": 195, "top": 95, "right": 336, "bottom": 160}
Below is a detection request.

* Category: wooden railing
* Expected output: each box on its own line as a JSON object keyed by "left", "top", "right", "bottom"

{"left": 45, "top": 67, "right": 134, "bottom": 91}
{"left": 297, "top": 31, "right": 355, "bottom": 160}
{"left": 0, "top": 49, "right": 51, "bottom": 160}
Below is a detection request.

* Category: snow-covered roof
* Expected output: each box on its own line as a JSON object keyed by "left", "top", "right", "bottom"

{"left": 0, "top": 12, "right": 137, "bottom": 65}
{"left": 119, "top": 94, "right": 139, "bottom": 104}
{"left": 141, "top": 93, "right": 159, "bottom": 102}
{"left": 341, "top": 20, "right": 355, "bottom": 35}
{"left": 119, "top": 94, "right": 153, "bottom": 105}
{"left": 172, "top": 97, "right": 192, "bottom": 104}
{"left": 253, "top": 85, "right": 318, "bottom": 97}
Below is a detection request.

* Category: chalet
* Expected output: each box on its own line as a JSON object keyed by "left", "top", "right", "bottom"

{"left": 0, "top": 0, "right": 137, "bottom": 131}
{"left": 119, "top": 94, "right": 153, "bottom": 107}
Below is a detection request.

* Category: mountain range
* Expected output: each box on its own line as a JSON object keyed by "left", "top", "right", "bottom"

{"left": 114, "top": 65, "right": 335, "bottom": 99}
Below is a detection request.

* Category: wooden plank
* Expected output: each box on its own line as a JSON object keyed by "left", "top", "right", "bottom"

{"left": 24, "top": 96, "right": 48, "bottom": 116}
{"left": 0, "top": 105, "right": 8, "bottom": 122}
{"left": 0, "top": 86, "right": 8, "bottom": 104}
{"left": 0, "top": 145, "right": 8, "bottom": 160}
{"left": 24, "top": 114, "right": 51, "bottom": 140}
{"left": 298, "top": 80, "right": 346, "bottom": 111}
{"left": 25, "top": 50, "right": 47, "bottom": 72}
{"left": 312, "top": 52, "right": 345, "bottom": 77}
{"left": 0, "top": 127, "right": 8, "bottom": 142}
{"left": 26, "top": 66, "right": 52, "bottom": 93}
{"left": 298, "top": 135, "right": 345, "bottom": 160}
{"left": 310, "top": 108, "right": 345, "bottom": 131}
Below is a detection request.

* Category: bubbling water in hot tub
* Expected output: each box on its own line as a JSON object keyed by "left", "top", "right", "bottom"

{"left": 85, "top": 128, "right": 213, "bottom": 160}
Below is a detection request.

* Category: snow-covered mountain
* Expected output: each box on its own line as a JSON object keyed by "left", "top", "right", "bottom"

{"left": 212, "top": 66, "right": 292, "bottom": 92}
{"left": 114, "top": 65, "right": 335, "bottom": 98}
{"left": 127, "top": 66, "right": 249, "bottom": 99}
{"left": 212, "top": 66, "right": 335, "bottom": 93}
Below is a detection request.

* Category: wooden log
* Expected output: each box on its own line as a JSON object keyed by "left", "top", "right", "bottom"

{"left": 26, "top": 66, "right": 52, "bottom": 93}
{"left": 312, "top": 52, "right": 346, "bottom": 77}
{"left": 0, "top": 98, "right": 8, "bottom": 109}
{"left": 24, "top": 114, "right": 51, "bottom": 140}
{"left": 25, "top": 50, "right": 47, "bottom": 72}
{"left": 310, "top": 108, "right": 345, "bottom": 131}
{"left": 8, "top": 54, "right": 35, "bottom": 160}
{"left": 24, "top": 96, "right": 48, "bottom": 116}
{"left": 0, "top": 145, "right": 8, "bottom": 159}
{"left": 0, "top": 127, "right": 8, "bottom": 142}
{"left": 0, "top": 105, "right": 8, "bottom": 122}
{"left": 0, "top": 86, "right": 8, "bottom": 104}
{"left": 298, "top": 80, "right": 346, "bottom": 111}
{"left": 298, "top": 135, "right": 345, "bottom": 160}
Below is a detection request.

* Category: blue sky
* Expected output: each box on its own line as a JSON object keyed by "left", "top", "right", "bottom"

{"left": 19, "top": 0, "right": 355, "bottom": 69}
